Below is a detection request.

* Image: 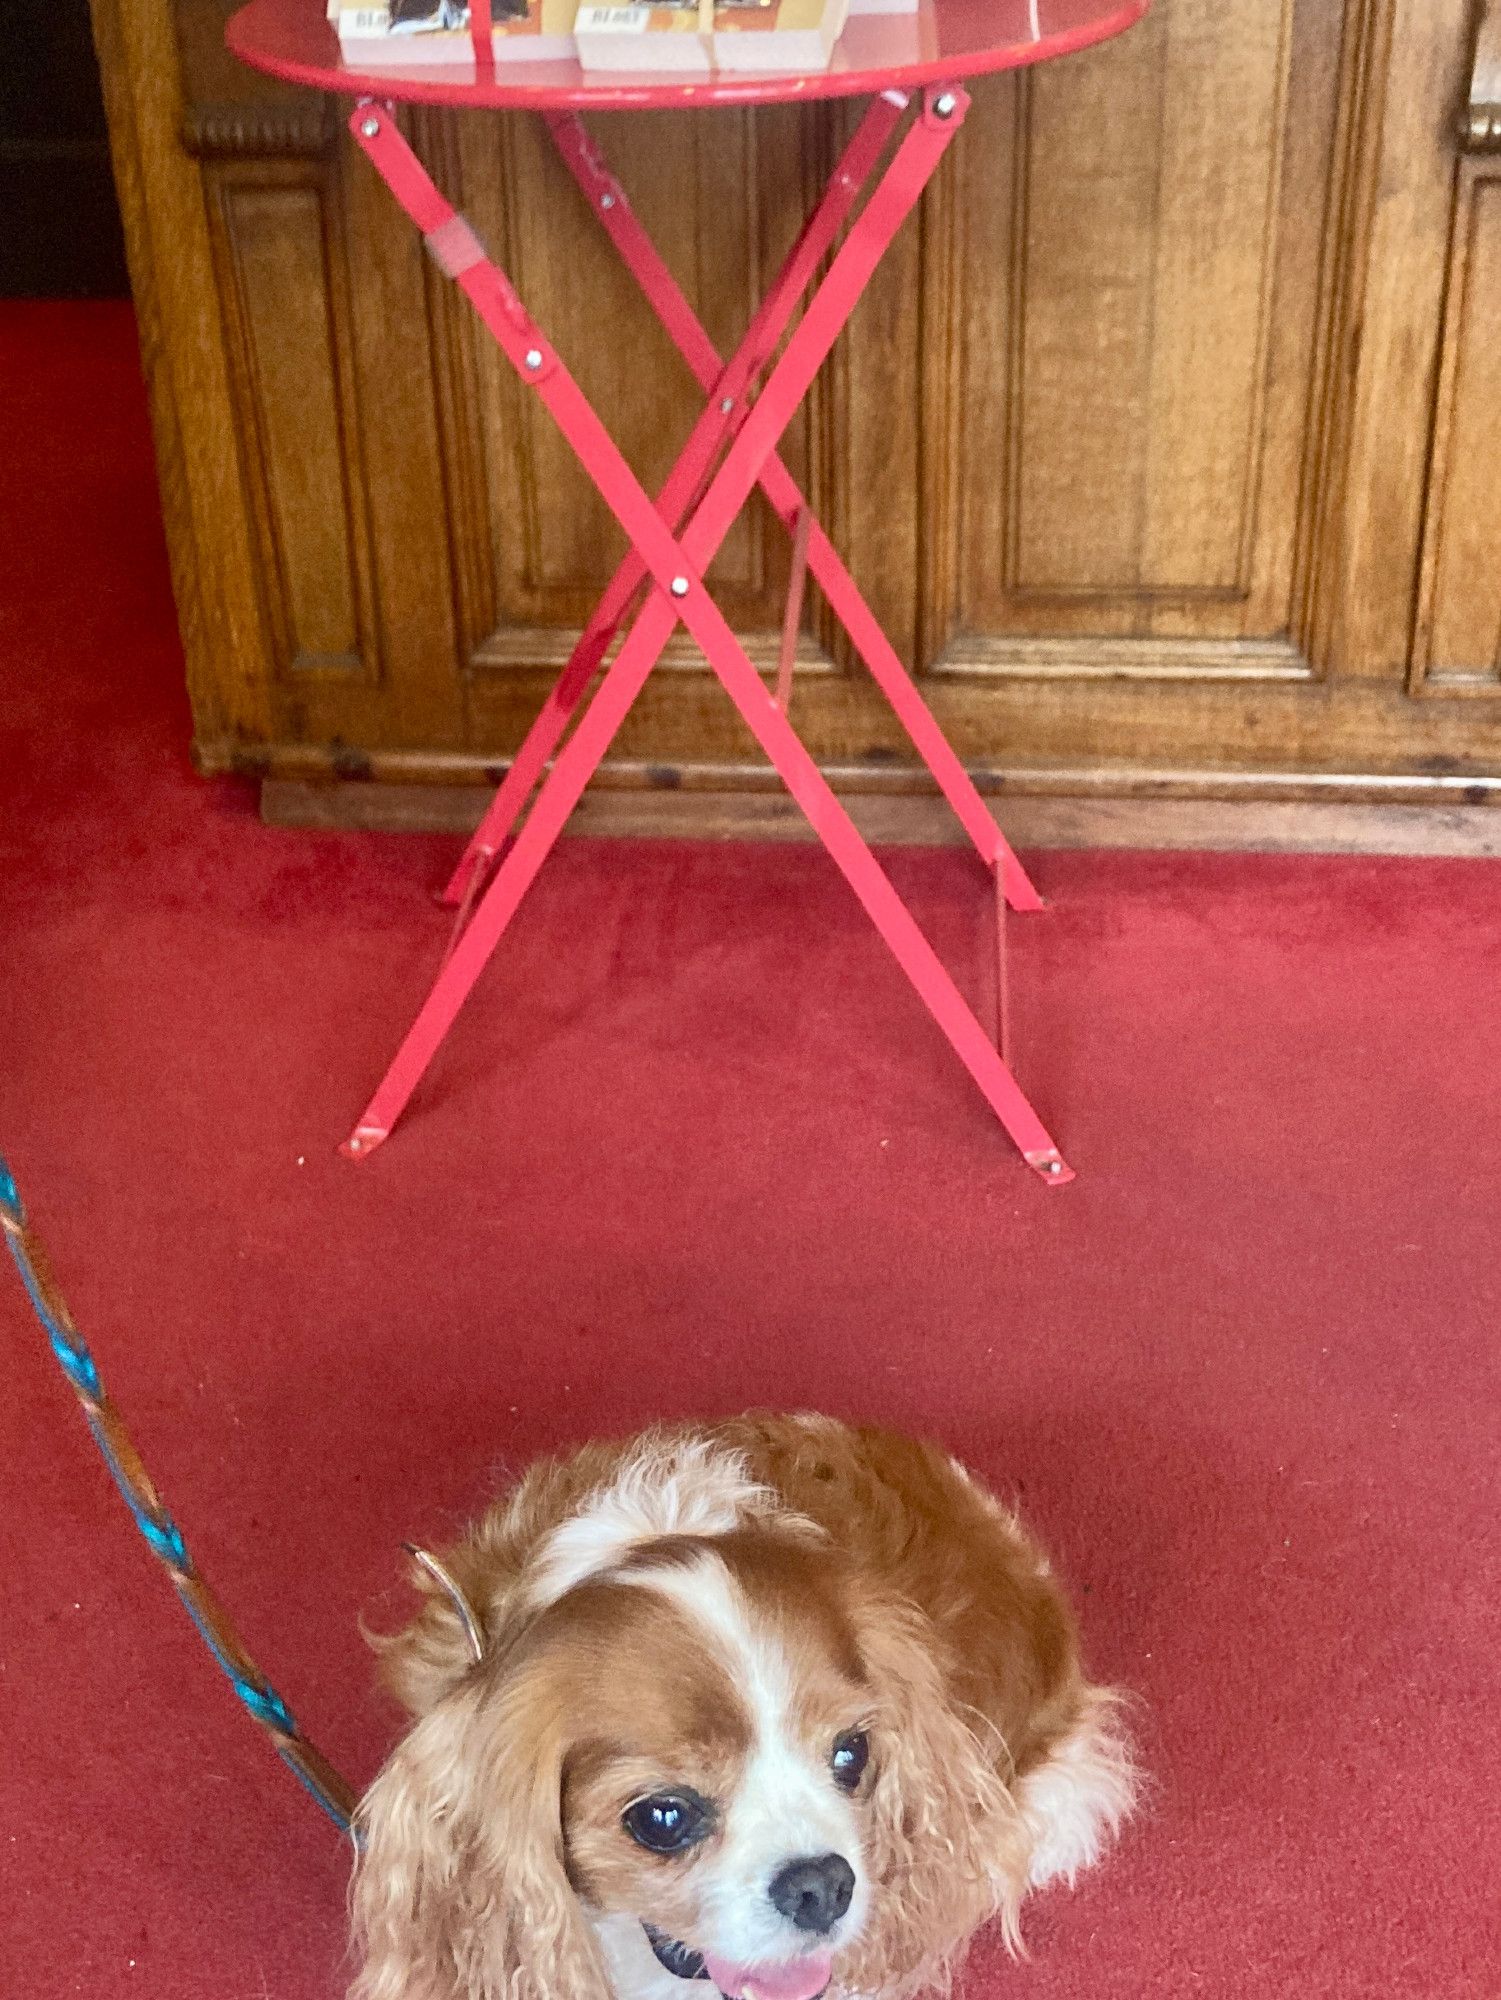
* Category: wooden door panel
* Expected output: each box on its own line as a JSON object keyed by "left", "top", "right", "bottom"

{"left": 1010, "top": 2, "right": 1286, "bottom": 603}
{"left": 207, "top": 167, "right": 374, "bottom": 682}
{"left": 935, "top": 0, "right": 1335, "bottom": 656}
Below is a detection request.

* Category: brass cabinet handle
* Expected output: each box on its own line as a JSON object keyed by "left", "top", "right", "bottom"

{"left": 1465, "top": 0, "right": 1501, "bottom": 149}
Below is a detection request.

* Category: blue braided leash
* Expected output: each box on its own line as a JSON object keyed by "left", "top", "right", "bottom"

{"left": 1, "top": 1154, "right": 358, "bottom": 1832}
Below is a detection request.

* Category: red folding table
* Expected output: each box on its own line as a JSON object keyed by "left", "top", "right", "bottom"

{"left": 228, "top": 0, "right": 1146, "bottom": 1185}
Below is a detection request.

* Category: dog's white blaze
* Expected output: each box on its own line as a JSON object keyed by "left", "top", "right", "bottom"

{"left": 623, "top": 1550, "right": 869, "bottom": 1968}
{"left": 525, "top": 1439, "right": 769, "bottom": 1609}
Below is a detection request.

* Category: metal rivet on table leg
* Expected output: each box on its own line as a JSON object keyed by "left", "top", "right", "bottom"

{"left": 933, "top": 92, "right": 957, "bottom": 119}
{"left": 360, "top": 115, "right": 381, "bottom": 138}
{"left": 720, "top": 396, "right": 734, "bottom": 414}
{"left": 524, "top": 348, "right": 543, "bottom": 370}
{"left": 670, "top": 576, "right": 689, "bottom": 598}
{"left": 600, "top": 194, "right": 616, "bottom": 210}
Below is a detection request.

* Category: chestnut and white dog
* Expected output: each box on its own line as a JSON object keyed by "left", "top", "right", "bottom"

{"left": 351, "top": 1415, "right": 1136, "bottom": 2000}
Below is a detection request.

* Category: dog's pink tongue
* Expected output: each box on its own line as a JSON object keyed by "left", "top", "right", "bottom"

{"left": 702, "top": 1955, "right": 833, "bottom": 2000}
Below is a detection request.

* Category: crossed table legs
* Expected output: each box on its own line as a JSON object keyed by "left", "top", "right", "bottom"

{"left": 341, "top": 86, "right": 1074, "bottom": 1185}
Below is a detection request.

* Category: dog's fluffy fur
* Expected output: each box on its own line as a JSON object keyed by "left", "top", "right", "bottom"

{"left": 351, "top": 1416, "right": 1136, "bottom": 2000}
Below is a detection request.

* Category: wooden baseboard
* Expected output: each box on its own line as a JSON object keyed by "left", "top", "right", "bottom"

{"left": 261, "top": 778, "right": 1501, "bottom": 858}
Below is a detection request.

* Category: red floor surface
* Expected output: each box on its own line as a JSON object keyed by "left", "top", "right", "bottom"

{"left": 3, "top": 301, "right": 1499, "bottom": 1998}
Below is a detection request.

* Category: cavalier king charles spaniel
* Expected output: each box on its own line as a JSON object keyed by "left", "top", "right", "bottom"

{"left": 351, "top": 1415, "right": 1136, "bottom": 2000}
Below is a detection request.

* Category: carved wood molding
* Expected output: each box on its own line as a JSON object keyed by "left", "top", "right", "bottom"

{"left": 929, "top": 634, "right": 1313, "bottom": 684}
{"left": 1466, "top": 1, "right": 1501, "bottom": 149}
{"left": 183, "top": 101, "right": 335, "bottom": 160}
{"left": 1294, "top": 0, "right": 1397, "bottom": 672}
{"left": 1410, "top": 149, "right": 1501, "bottom": 690}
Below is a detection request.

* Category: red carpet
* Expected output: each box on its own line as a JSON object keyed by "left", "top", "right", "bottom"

{"left": 2, "top": 301, "right": 1499, "bottom": 1998}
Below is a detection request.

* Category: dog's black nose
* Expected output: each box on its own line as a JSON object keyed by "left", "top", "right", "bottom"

{"left": 768, "top": 1854, "right": 856, "bottom": 1934}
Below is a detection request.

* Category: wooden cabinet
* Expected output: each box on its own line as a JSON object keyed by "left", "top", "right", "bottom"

{"left": 91, "top": 0, "right": 1501, "bottom": 838}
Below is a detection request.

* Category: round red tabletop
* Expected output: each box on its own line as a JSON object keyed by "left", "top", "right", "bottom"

{"left": 228, "top": 0, "right": 1146, "bottom": 112}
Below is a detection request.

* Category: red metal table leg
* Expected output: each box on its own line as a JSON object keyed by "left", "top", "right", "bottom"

{"left": 344, "top": 586, "right": 681, "bottom": 1156}
{"left": 549, "top": 100, "right": 1044, "bottom": 916}
{"left": 343, "top": 92, "right": 1071, "bottom": 1181}
{"left": 442, "top": 93, "right": 905, "bottom": 910}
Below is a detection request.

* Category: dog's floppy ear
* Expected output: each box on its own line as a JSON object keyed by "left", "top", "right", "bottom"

{"left": 844, "top": 1595, "right": 1031, "bottom": 1999}
{"left": 365, "top": 1544, "right": 498, "bottom": 1719}
{"left": 350, "top": 1664, "right": 614, "bottom": 2000}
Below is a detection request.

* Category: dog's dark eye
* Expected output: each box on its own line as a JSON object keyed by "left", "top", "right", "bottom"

{"left": 622, "top": 1792, "right": 711, "bottom": 1854}
{"left": 830, "top": 1730, "right": 870, "bottom": 1791}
